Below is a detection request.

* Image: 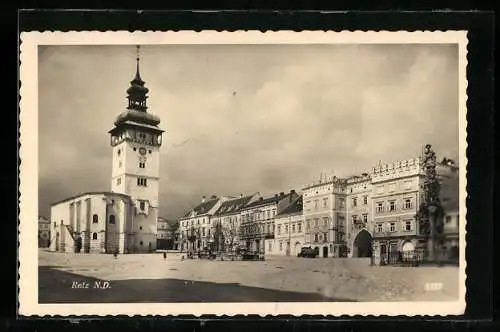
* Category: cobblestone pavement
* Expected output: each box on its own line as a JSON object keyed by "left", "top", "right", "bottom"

{"left": 38, "top": 249, "right": 459, "bottom": 303}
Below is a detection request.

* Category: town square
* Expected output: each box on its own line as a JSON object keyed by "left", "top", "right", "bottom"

{"left": 38, "top": 249, "right": 458, "bottom": 303}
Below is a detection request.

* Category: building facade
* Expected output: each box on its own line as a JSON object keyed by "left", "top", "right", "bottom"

{"left": 272, "top": 195, "right": 304, "bottom": 256}
{"left": 370, "top": 158, "right": 424, "bottom": 264}
{"left": 302, "top": 178, "right": 348, "bottom": 258}
{"left": 157, "top": 218, "right": 179, "bottom": 250}
{"left": 49, "top": 192, "right": 134, "bottom": 254}
{"left": 239, "top": 190, "right": 300, "bottom": 254}
{"left": 211, "top": 194, "right": 259, "bottom": 253}
{"left": 38, "top": 216, "right": 51, "bottom": 248}
{"left": 49, "top": 47, "right": 163, "bottom": 254}
{"left": 179, "top": 195, "right": 228, "bottom": 252}
{"left": 345, "top": 174, "right": 373, "bottom": 258}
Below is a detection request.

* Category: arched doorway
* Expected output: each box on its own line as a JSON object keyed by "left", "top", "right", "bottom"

{"left": 401, "top": 241, "right": 415, "bottom": 261}
{"left": 322, "top": 246, "right": 328, "bottom": 258}
{"left": 353, "top": 229, "right": 372, "bottom": 257}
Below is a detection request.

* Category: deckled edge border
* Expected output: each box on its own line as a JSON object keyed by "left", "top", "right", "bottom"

{"left": 18, "top": 30, "right": 469, "bottom": 318}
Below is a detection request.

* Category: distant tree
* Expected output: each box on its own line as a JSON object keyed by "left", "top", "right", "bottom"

{"left": 167, "top": 220, "right": 180, "bottom": 249}
{"left": 223, "top": 220, "right": 239, "bottom": 254}
{"left": 187, "top": 226, "right": 198, "bottom": 251}
{"left": 213, "top": 221, "right": 225, "bottom": 253}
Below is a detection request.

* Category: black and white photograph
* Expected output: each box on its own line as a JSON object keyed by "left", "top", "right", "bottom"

{"left": 19, "top": 31, "right": 468, "bottom": 316}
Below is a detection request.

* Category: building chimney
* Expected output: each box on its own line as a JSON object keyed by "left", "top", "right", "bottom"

{"left": 289, "top": 189, "right": 295, "bottom": 203}
{"left": 240, "top": 193, "right": 243, "bottom": 198}
{"left": 202, "top": 196, "right": 206, "bottom": 203}
{"left": 279, "top": 192, "right": 284, "bottom": 198}
{"left": 211, "top": 195, "right": 217, "bottom": 199}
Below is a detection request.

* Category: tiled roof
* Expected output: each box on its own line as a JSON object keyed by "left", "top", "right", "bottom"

{"left": 182, "top": 198, "right": 219, "bottom": 218}
{"left": 214, "top": 195, "right": 255, "bottom": 216}
{"left": 276, "top": 195, "right": 303, "bottom": 217}
{"left": 243, "top": 195, "right": 281, "bottom": 209}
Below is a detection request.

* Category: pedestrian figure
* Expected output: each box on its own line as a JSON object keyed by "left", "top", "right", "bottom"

{"left": 113, "top": 250, "right": 118, "bottom": 270}
{"left": 163, "top": 252, "right": 167, "bottom": 261}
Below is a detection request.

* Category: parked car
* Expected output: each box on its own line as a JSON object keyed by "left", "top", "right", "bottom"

{"left": 297, "top": 246, "right": 319, "bottom": 258}
{"left": 198, "top": 248, "right": 217, "bottom": 260}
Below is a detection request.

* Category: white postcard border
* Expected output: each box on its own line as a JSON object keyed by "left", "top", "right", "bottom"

{"left": 19, "top": 30, "right": 468, "bottom": 317}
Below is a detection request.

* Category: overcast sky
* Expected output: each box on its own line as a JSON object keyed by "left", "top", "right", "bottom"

{"left": 38, "top": 43, "right": 459, "bottom": 220}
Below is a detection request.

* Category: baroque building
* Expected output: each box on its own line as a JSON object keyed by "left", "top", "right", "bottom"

{"left": 345, "top": 173, "right": 373, "bottom": 258}
{"left": 212, "top": 194, "right": 259, "bottom": 253}
{"left": 272, "top": 195, "right": 304, "bottom": 256}
{"left": 49, "top": 46, "right": 164, "bottom": 254}
{"left": 370, "top": 158, "right": 424, "bottom": 264}
{"left": 178, "top": 195, "right": 228, "bottom": 252}
{"left": 239, "top": 190, "right": 300, "bottom": 254}
{"left": 302, "top": 178, "right": 348, "bottom": 258}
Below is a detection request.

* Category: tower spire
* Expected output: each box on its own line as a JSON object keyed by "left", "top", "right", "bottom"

{"left": 134, "top": 45, "right": 143, "bottom": 83}
{"left": 126, "top": 45, "right": 149, "bottom": 112}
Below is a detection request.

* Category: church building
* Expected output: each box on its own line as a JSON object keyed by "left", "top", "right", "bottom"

{"left": 49, "top": 46, "right": 164, "bottom": 254}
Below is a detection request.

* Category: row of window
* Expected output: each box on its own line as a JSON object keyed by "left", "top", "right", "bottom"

{"left": 375, "top": 198, "right": 414, "bottom": 213}
{"left": 117, "top": 160, "right": 147, "bottom": 169}
{"left": 182, "top": 217, "right": 208, "bottom": 227}
{"left": 115, "top": 176, "right": 150, "bottom": 187}
{"left": 351, "top": 214, "right": 368, "bottom": 223}
{"left": 276, "top": 222, "right": 302, "bottom": 235}
{"left": 242, "top": 209, "right": 277, "bottom": 222}
{"left": 375, "top": 220, "right": 413, "bottom": 233}
{"left": 304, "top": 217, "right": 342, "bottom": 230}
{"left": 351, "top": 195, "right": 369, "bottom": 207}
{"left": 304, "top": 198, "right": 346, "bottom": 210}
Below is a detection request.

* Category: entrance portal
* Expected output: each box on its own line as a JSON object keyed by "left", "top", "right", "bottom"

{"left": 322, "top": 246, "right": 328, "bottom": 258}
{"left": 353, "top": 230, "right": 372, "bottom": 257}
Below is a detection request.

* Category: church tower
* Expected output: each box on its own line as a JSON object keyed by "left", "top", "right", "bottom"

{"left": 109, "top": 46, "right": 164, "bottom": 252}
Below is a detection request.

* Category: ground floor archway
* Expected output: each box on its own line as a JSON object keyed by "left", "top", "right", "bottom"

{"left": 402, "top": 241, "right": 415, "bottom": 252}
{"left": 322, "top": 246, "right": 328, "bottom": 258}
{"left": 352, "top": 229, "right": 372, "bottom": 257}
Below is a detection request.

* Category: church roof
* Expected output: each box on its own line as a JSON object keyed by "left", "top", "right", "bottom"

{"left": 50, "top": 191, "right": 132, "bottom": 206}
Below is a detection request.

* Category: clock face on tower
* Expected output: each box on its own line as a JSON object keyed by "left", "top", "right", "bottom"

{"left": 139, "top": 147, "right": 147, "bottom": 155}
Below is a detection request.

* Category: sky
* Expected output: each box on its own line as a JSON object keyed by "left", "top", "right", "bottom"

{"left": 38, "top": 43, "right": 460, "bottom": 220}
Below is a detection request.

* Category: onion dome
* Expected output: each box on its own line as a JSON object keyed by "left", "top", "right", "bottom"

{"left": 114, "top": 109, "right": 160, "bottom": 127}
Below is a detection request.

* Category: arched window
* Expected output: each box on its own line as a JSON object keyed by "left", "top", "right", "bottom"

{"left": 92, "top": 232, "right": 97, "bottom": 240}
{"left": 92, "top": 214, "right": 98, "bottom": 223}
{"left": 109, "top": 214, "right": 115, "bottom": 224}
